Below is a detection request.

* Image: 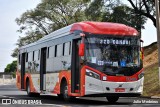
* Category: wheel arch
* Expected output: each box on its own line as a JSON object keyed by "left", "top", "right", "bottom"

{"left": 60, "top": 77, "right": 67, "bottom": 94}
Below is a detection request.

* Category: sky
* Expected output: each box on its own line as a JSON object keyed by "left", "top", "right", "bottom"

{"left": 0, "top": 0, "right": 157, "bottom": 72}
{"left": 122, "top": 0, "right": 157, "bottom": 47}
{"left": 0, "top": 0, "right": 41, "bottom": 72}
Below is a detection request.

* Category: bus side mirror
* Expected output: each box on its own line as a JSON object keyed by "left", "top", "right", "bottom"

{"left": 79, "top": 43, "right": 85, "bottom": 56}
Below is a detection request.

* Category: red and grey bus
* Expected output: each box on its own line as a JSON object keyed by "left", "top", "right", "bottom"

{"left": 16, "top": 21, "right": 144, "bottom": 103}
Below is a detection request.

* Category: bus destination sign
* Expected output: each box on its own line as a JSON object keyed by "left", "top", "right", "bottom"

{"left": 98, "top": 38, "right": 138, "bottom": 45}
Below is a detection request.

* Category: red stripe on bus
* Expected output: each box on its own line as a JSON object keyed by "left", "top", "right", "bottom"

{"left": 84, "top": 65, "right": 143, "bottom": 82}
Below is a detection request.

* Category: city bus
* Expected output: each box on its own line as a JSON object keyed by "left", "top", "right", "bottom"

{"left": 16, "top": 21, "right": 144, "bottom": 103}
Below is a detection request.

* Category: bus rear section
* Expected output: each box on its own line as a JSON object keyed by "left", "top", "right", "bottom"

{"left": 16, "top": 21, "right": 144, "bottom": 103}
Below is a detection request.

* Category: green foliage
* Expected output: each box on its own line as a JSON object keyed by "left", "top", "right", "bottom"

{"left": 16, "top": 0, "right": 89, "bottom": 35}
{"left": 11, "top": 71, "right": 16, "bottom": 78}
{"left": 12, "top": 0, "right": 148, "bottom": 58}
{"left": 12, "top": 0, "right": 89, "bottom": 58}
{"left": 4, "top": 61, "right": 17, "bottom": 73}
{"left": 85, "top": 0, "right": 147, "bottom": 33}
{"left": 128, "top": 0, "right": 156, "bottom": 27}
{"left": 85, "top": 0, "right": 121, "bottom": 21}
{"left": 11, "top": 48, "right": 18, "bottom": 58}
{"left": 85, "top": 0, "right": 104, "bottom": 21}
{"left": 143, "top": 63, "right": 160, "bottom": 96}
{"left": 16, "top": 31, "right": 43, "bottom": 47}
{"left": 102, "top": 5, "right": 147, "bottom": 33}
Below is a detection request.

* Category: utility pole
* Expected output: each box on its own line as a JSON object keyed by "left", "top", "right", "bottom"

{"left": 155, "top": 0, "right": 160, "bottom": 86}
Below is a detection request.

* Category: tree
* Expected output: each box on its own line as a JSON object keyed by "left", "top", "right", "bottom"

{"left": 102, "top": 5, "right": 147, "bottom": 33}
{"left": 85, "top": 0, "right": 104, "bottom": 21}
{"left": 11, "top": 48, "right": 18, "bottom": 58}
{"left": 15, "top": 9, "right": 50, "bottom": 35}
{"left": 12, "top": 0, "right": 148, "bottom": 58}
{"left": 16, "top": 31, "right": 43, "bottom": 47}
{"left": 12, "top": 0, "right": 89, "bottom": 58}
{"left": 85, "top": 0, "right": 121, "bottom": 21}
{"left": 85, "top": 0, "right": 147, "bottom": 33}
{"left": 16, "top": 0, "right": 89, "bottom": 35}
{"left": 127, "top": 0, "right": 156, "bottom": 27}
{"left": 4, "top": 61, "right": 17, "bottom": 73}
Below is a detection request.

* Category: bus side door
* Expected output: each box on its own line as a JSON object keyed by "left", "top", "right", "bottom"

{"left": 40, "top": 47, "right": 47, "bottom": 91}
{"left": 21, "top": 53, "right": 26, "bottom": 89}
{"left": 71, "top": 39, "right": 81, "bottom": 93}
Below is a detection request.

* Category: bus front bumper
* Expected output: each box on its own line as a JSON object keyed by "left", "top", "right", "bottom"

{"left": 84, "top": 76, "right": 144, "bottom": 96}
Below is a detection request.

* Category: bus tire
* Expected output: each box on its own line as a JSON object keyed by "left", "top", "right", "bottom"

{"left": 26, "top": 80, "right": 32, "bottom": 97}
{"left": 57, "top": 94, "right": 63, "bottom": 99}
{"left": 61, "top": 80, "right": 74, "bottom": 101}
{"left": 106, "top": 96, "right": 119, "bottom": 103}
{"left": 26, "top": 80, "right": 40, "bottom": 97}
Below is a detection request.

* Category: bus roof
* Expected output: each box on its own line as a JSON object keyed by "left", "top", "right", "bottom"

{"left": 70, "top": 21, "right": 138, "bottom": 36}
{"left": 20, "top": 21, "right": 138, "bottom": 49}
{"left": 37, "top": 22, "right": 139, "bottom": 44}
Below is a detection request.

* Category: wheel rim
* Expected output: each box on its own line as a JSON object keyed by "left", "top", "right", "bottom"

{"left": 64, "top": 85, "right": 68, "bottom": 98}
{"left": 27, "top": 83, "right": 30, "bottom": 94}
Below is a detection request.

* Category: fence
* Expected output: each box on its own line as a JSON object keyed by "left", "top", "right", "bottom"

{"left": 0, "top": 74, "right": 15, "bottom": 85}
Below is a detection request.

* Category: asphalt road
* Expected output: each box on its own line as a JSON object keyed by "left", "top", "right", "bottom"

{"left": 0, "top": 84, "right": 160, "bottom": 107}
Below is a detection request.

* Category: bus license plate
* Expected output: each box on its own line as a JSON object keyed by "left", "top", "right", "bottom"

{"left": 115, "top": 88, "right": 125, "bottom": 92}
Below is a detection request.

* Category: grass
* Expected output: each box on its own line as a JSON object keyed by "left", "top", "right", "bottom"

{"left": 143, "top": 63, "right": 160, "bottom": 96}
{"left": 144, "top": 42, "right": 157, "bottom": 56}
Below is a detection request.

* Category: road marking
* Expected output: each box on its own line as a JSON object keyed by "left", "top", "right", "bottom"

{"left": 0, "top": 95, "right": 8, "bottom": 98}
{"left": 39, "top": 104, "right": 71, "bottom": 107}
{"left": 0, "top": 95, "right": 71, "bottom": 107}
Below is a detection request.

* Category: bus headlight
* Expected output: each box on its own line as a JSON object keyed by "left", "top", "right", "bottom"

{"left": 86, "top": 69, "right": 100, "bottom": 80}
{"left": 138, "top": 71, "right": 144, "bottom": 79}
{"left": 102, "top": 76, "right": 107, "bottom": 81}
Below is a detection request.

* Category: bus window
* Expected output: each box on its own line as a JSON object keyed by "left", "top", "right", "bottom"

{"left": 69, "top": 42, "right": 71, "bottom": 55}
{"left": 63, "top": 43, "right": 65, "bottom": 56}
{"left": 34, "top": 50, "right": 39, "bottom": 61}
{"left": 57, "top": 44, "right": 63, "bottom": 57}
{"left": 28, "top": 52, "right": 33, "bottom": 62}
{"left": 33, "top": 51, "right": 34, "bottom": 61}
{"left": 64, "top": 42, "right": 70, "bottom": 56}
{"left": 47, "top": 47, "right": 49, "bottom": 58}
{"left": 38, "top": 50, "right": 40, "bottom": 60}
{"left": 26, "top": 53, "right": 28, "bottom": 62}
{"left": 48, "top": 46, "right": 55, "bottom": 58}
{"left": 18, "top": 54, "right": 21, "bottom": 65}
{"left": 55, "top": 45, "right": 57, "bottom": 57}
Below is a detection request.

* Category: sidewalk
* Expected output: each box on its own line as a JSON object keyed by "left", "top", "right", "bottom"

{"left": 151, "top": 96, "right": 160, "bottom": 99}
{"left": 140, "top": 95, "right": 160, "bottom": 99}
{"left": 0, "top": 78, "right": 16, "bottom": 85}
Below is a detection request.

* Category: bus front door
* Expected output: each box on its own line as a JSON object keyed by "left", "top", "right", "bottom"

{"left": 21, "top": 53, "right": 26, "bottom": 89}
{"left": 71, "top": 39, "right": 81, "bottom": 93}
{"left": 40, "top": 47, "right": 47, "bottom": 91}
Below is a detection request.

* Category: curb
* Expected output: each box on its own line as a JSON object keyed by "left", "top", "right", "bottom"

{"left": 140, "top": 96, "right": 160, "bottom": 99}
{"left": 139, "top": 96, "right": 151, "bottom": 98}
{"left": 151, "top": 96, "right": 160, "bottom": 99}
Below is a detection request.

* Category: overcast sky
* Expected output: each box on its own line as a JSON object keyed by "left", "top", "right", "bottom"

{"left": 0, "top": 0, "right": 157, "bottom": 72}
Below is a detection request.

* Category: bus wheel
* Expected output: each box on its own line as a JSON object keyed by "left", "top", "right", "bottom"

{"left": 26, "top": 81, "right": 32, "bottom": 97}
{"left": 61, "top": 81, "right": 74, "bottom": 101}
{"left": 57, "top": 94, "right": 63, "bottom": 99}
{"left": 26, "top": 80, "right": 40, "bottom": 97}
{"left": 106, "top": 96, "right": 119, "bottom": 103}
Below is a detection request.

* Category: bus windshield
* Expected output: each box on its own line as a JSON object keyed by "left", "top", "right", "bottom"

{"left": 85, "top": 35, "right": 142, "bottom": 76}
